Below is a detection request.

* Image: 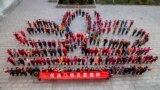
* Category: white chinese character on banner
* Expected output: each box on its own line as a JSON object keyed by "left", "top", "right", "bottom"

{"left": 90, "top": 73, "right": 94, "bottom": 77}
{"left": 50, "top": 73, "right": 54, "bottom": 78}
{"left": 96, "top": 73, "right": 100, "bottom": 77}
{"left": 83, "top": 73, "right": 87, "bottom": 77}
{"left": 57, "top": 73, "right": 61, "bottom": 78}
{"left": 77, "top": 73, "right": 81, "bottom": 77}
{"left": 70, "top": 73, "right": 74, "bottom": 77}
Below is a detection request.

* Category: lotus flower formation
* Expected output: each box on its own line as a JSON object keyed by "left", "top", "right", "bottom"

{"left": 5, "top": 9, "right": 158, "bottom": 80}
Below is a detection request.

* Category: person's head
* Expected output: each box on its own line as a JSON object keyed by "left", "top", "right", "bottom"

{"left": 155, "top": 56, "right": 158, "bottom": 59}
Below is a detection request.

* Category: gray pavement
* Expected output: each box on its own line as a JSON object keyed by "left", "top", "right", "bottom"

{"left": 0, "top": 0, "right": 160, "bottom": 90}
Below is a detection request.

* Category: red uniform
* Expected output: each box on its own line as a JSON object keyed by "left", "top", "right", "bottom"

{"left": 7, "top": 49, "right": 13, "bottom": 56}
{"left": 107, "top": 27, "right": 111, "bottom": 34}
{"left": 7, "top": 57, "right": 15, "bottom": 65}
{"left": 82, "top": 57, "right": 85, "bottom": 65}
{"left": 62, "top": 47, "right": 67, "bottom": 56}
{"left": 19, "top": 30, "right": 26, "bottom": 37}
{"left": 73, "top": 56, "right": 78, "bottom": 64}
{"left": 32, "top": 40, "right": 37, "bottom": 47}
{"left": 46, "top": 59, "right": 51, "bottom": 65}
{"left": 24, "top": 38, "right": 29, "bottom": 46}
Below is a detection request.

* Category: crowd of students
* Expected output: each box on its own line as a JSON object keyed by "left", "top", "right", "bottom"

{"left": 5, "top": 9, "right": 158, "bottom": 78}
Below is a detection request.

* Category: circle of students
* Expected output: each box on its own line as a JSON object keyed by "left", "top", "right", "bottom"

{"left": 4, "top": 9, "right": 158, "bottom": 77}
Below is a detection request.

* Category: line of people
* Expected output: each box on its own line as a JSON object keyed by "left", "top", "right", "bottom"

{"left": 7, "top": 46, "right": 152, "bottom": 58}
{"left": 7, "top": 55, "right": 158, "bottom": 66}
{"left": 4, "top": 65, "right": 149, "bottom": 77}
{"left": 81, "top": 47, "right": 152, "bottom": 56}
{"left": 7, "top": 46, "right": 69, "bottom": 57}
{"left": 26, "top": 19, "right": 60, "bottom": 35}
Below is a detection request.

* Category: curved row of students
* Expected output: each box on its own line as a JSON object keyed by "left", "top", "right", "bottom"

{"left": 61, "top": 9, "right": 91, "bottom": 33}
{"left": 7, "top": 55, "right": 158, "bottom": 66}
{"left": 61, "top": 9, "right": 135, "bottom": 35}
{"left": 4, "top": 65, "right": 149, "bottom": 77}
{"left": 7, "top": 47, "right": 152, "bottom": 58}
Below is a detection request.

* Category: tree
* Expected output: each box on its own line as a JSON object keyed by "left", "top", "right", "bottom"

{"left": 89, "top": 0, "right": 94, "bottom": 4}
{"left": 69, "top": 0, "right": 75, "bottom": 4}
{"left": 59, "top": 0, "right": 63, "bottom": 4}
{"left": 78, "top": 0, "right": 85, "bottom": 4}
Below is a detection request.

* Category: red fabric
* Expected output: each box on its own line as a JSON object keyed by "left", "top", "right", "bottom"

{"left": 24, "top": 38, "right": 29, "bottom": 45}
{"left": 39, "top": 71, "right": 109, "bottom": 80}
{"left": 7, "top": 49, "right": 12, "bottom": 56}
{"left": 62, "top": 48, "right": 67, "bottom": 54}
{"left": 20, "top": 30, "right": 25, "bottom": 37}
{"left": 71, "top": 35, "right": 76, "bottom": 41}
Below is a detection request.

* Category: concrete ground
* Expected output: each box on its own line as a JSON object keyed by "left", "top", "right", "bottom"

{"left": 0, "top": 0, "right": 160, "bottom": 90}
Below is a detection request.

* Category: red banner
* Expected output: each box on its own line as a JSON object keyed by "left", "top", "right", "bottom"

{"left": 39, "top": 71, "right": 109, "bottom": 80}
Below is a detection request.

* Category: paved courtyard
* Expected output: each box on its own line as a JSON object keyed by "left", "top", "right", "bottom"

{"left": 0, "top": 0, "right": 160, "bottom": 90}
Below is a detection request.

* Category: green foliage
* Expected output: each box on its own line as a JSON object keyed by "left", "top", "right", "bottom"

{"left": 95, "top": 0, "right": 113, "bottom": 4}
{"left": 96, "top": 0, "right": 160, "bottom": 5}
{"left": 58, "top": 0, "right": 63, "bottom": 4}
{"left": 58, "top": 0, "right": 95, "bottom": 4}
{"left": 58, "top": 0, "right": 159, "bottom": 5}
{"left": 69, "top": 0, "right": 75, "bottom": 4}
{"left": 89, "top": 0, "right": 94, "bottom": 4}
{"left": 78, "top": 0, "right": 85, "bottom": 5}
{"left": 115, "top": 0, "right": 128, "bottom": 4}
